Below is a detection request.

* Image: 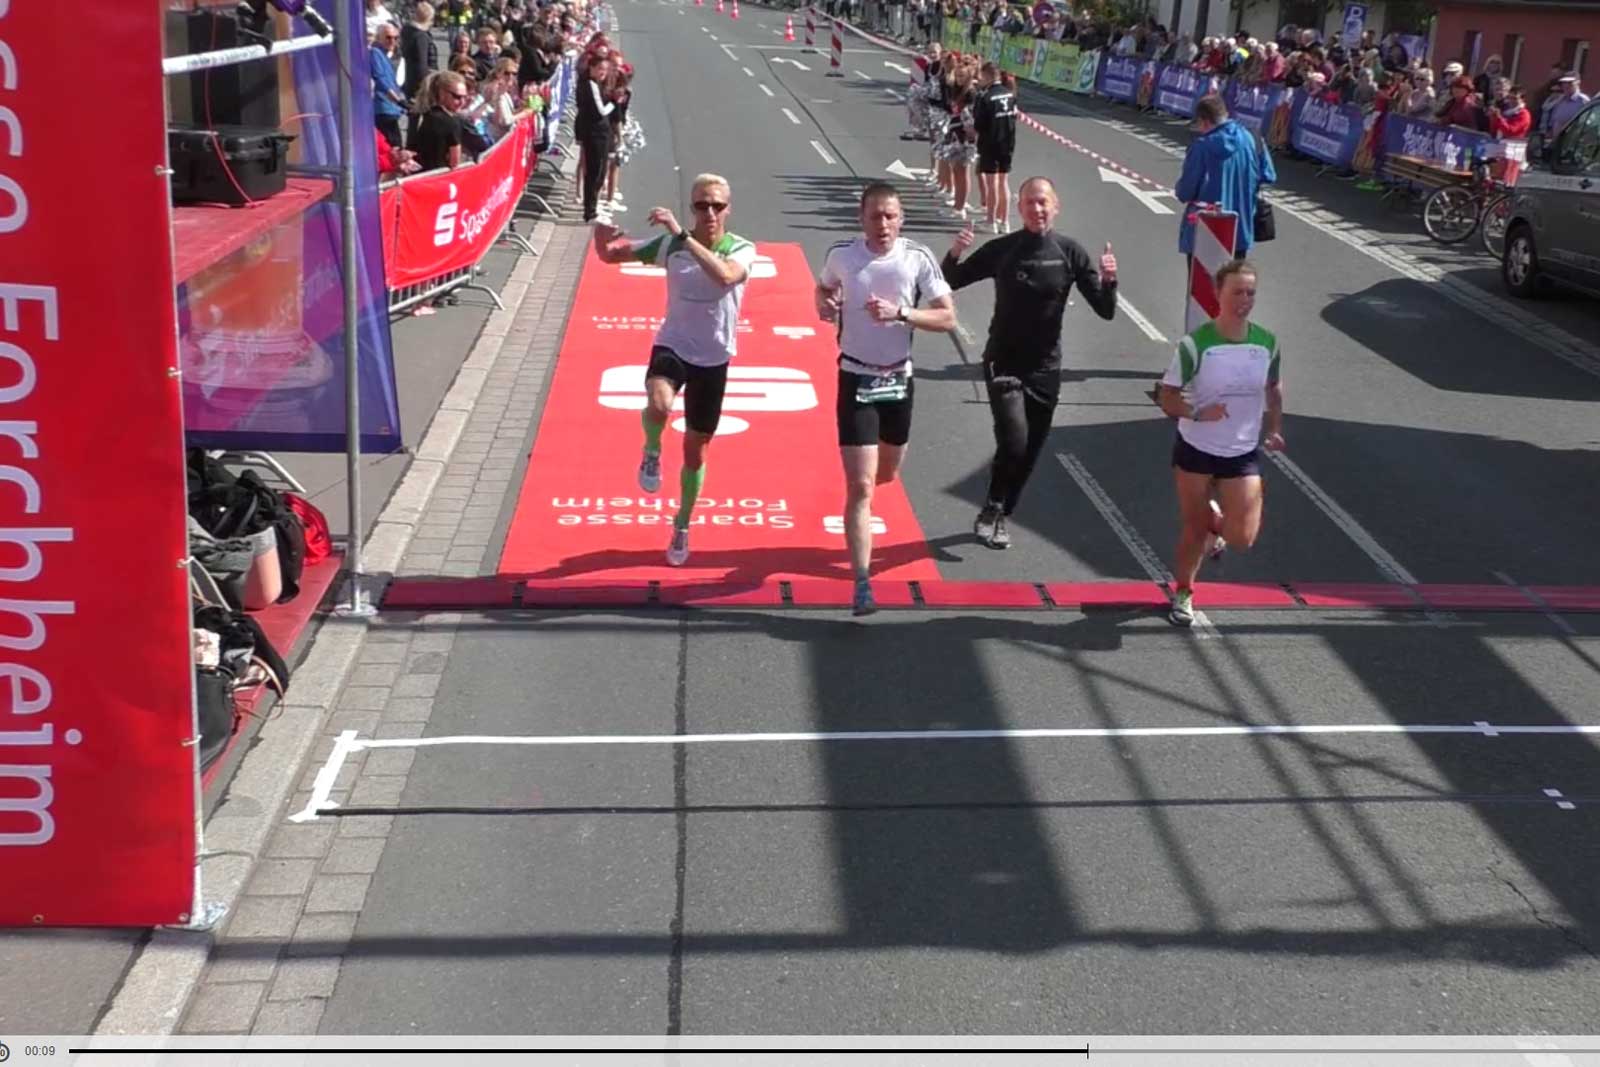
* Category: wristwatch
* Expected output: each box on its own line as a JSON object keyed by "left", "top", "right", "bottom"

{"left": 895, "top": 305, "right": 909, "bottom": 322}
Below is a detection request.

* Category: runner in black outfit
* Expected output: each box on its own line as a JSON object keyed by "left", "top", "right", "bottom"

{"left": 942, "top": 176, "right": 1119, "bottom": 549}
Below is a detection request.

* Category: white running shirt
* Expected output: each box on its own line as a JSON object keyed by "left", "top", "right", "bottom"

{"left": 819, "top": 236, "right": 951, "bottom": 373}
{"left": 1161, "top": 320, "right": 1282, "bottom": 458}
{"left": 629, "top": 231, "right": 758, "bottom": 367}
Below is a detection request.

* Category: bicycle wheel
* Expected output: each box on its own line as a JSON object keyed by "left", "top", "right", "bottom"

{"left": 1423, "top": 186, "right": 1480, "bottom": 243}
{"left": 1480, "top": 192, "right": 1513, "bottom": 258}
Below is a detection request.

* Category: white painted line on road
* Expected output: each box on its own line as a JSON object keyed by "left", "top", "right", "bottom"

{"left": 288, "top": 729, "right": 359, "bottom": 823}
{"left": 709, "top": 32, "right": 719, "bottom": 40}
{"left": 720, "top": 43, "right": 738, "bottom": 60}
{"left": 1475, "top": 721, "right": 1500, "bottom": 737}
{"left": 743, "top": 65, "right": 755, "bottom": 76}
{"left": 885, "top": 87, "right": 905, "bottom": 101}
{"left": 759, "top": 83, "right": 775, "bottom": 96}
{"left": 781, "top": 107, "right": 803, "bottom": 125}
{"left": 1056, "top": 452, "right": 1218, "bottom": 638}
{"left": 1118, "top": 294, "right": 1168, "bottom": 344}
{"left": 344, "top": 721, "right": 1600, "bottom": 749}
{"left": 1262, "top": 451, "right": 1417, "bottom": 585}
{"left": 811, "top": 139, "right": 836, "bottom": 164}
{"left": 853, "top": 69, "right": 872, "bottom": 79}
{"left": 1494, "top": 569, "right": 1578, "bottom": 637}
{"left": 1543, "top": 787, "right": 1577, "bottom": 811}
{"left": 700, "top": 24, "right": 708, "bottom": 30}
{"left": 1057, "top": 452, "right": 1172, "bottom": 585}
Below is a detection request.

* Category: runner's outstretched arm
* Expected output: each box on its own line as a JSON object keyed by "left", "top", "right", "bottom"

{"left": 591, "top": 222, "right": 641, "bottom": 264}
{"left": 647, "top": 207, "right": 749, "bottom": 287}
{"left": 1070, "top": 240, "right": 1119, "bottom": 321}
{"left": 940, "top": 222, "right": 1004, "bottom": 289}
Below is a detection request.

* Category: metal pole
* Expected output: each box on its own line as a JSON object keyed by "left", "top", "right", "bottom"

{"left": 334, "top": 0, "right": 374, "bottom": 617}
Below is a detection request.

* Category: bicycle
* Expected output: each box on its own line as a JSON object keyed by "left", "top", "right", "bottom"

{"left": 1421, "top": 149, "right": 1511, "bottom": 255}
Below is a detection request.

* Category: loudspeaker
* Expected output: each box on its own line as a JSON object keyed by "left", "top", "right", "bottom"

{"left": 164, "top": 9, "right": 282, "bottom": 130}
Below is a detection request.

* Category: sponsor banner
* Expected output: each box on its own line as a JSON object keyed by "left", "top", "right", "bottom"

{"left": 499, "top": 244, "right": 939, "bottom": 583}
{"left": 1224, "top": 81, "right": 1288, "bottom": 133}
{"left": 1070, "top": 48, "right": 1101, "bottom": 94}
{"left": 1097, "top": 55, "right": 1149, "bottom": 105}
{"left": 1383, "top": 112, "right": 1491, "bottom": 172}
{"left": 1289, "top": 90, "right": 1365, "bottom": 168}
{"left": 3, "top": 0, "right": 196, "bottom": 924}
{"left": 1152, "top": 63, "right": 1216, "bottom": 118}
{"left": 1035, "top": 41, "right": 1082, "bottom": 90}
{"left": 387, "top": 118, "right": 536, "bottom": 289}
{"left": 182, "top": 0, "right": 402, "bottom": 454}
{"left": 999, "top": 35, "right": 1035, "bottom": 79}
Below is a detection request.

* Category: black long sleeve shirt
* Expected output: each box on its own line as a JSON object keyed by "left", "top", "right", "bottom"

{"left": 973, "top": 83, "right": 1017, "bottom": 150}
{"left": 942, "top": 228, "right": 1117, "bottom": 388}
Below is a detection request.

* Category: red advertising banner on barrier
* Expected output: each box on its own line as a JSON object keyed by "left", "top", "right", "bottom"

{"left": 384, "top": 118, "right": 537, "bottom": 289}
{"left": 1, "top": 4, "right": 197, "bottom": 924}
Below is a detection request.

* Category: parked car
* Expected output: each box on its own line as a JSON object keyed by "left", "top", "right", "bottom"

{"left": 1501, "top": 100, "right": 1600, "bottom": 299}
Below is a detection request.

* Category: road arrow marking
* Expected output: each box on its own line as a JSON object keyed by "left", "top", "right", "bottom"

{"left": 1098, "top": 165, "right": 1174, "bottom": 214}
{"left": 886, "top": 159, "right": 930, "bottom": 180}
{"left": 884, "top": 60, "right": 910, "bottom": 74}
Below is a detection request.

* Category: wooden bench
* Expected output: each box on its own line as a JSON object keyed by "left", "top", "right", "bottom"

{"left": 1381, "top": 153, "right": 1472, "bottom": 200}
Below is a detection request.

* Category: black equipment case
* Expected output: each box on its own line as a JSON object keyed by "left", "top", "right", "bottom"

{"left": 168, "top": 125, "right": 295, "bottom": 206}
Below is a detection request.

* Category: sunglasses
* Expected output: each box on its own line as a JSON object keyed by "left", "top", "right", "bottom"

{"left": 692, "top": 201, "right": 729, "bottom": 213}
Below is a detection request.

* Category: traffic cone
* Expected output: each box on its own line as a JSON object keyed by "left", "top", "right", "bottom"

{"left": 715, "top": 0, "right": 722, "bottom": 11}
{"left": 784, "top": 14, "right": 795, "bottom": 39}
{"left": 730, "top": 0, "right": 739, "bottom": 18}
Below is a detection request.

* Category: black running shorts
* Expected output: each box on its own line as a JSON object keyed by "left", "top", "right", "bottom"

{"left": 977, "top": 142, "right": 1013, "bottom": 174}
{"left": 837, "top": 366, "right": 915, "bottom": 447}
{"left": 1171, "top": 435, "right": 1261, "bottom": 479}
{"left": 645, "top": 346, "right": 729, "bottom": 436}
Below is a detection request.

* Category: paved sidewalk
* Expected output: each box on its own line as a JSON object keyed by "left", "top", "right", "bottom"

{"left": 172, "top": 218, "right": 590, "bottom": 1036}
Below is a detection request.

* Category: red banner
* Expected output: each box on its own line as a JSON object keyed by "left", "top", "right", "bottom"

{"left": 383, "top": 118, "right": 537, "bottom": 289}
{"left": 1, "top": 4, "right": 196, "bottom": 923}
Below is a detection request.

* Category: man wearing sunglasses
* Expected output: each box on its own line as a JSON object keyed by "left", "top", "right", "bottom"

{"left": 592, "top": 175, "right": 757, "bottom": 567}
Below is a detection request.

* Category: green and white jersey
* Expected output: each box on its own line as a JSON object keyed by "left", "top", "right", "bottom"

{"left": 1161, "top": 320, "right": 1282, "bottom": 458}
{"left": 629, "top": 230, "right": 758, "bottom": 367}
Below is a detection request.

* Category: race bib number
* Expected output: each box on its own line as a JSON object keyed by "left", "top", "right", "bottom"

{"left": 856, "top": 371, "right": 911, "bottom": 405}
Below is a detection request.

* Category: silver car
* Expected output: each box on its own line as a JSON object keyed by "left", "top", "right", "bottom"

{"left": 1502, "top": 100, "right": 1600, "bottom": 299}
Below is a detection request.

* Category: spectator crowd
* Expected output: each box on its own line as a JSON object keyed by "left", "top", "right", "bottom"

{"left": 817, "top": 0, "right": 1589, "bottom": 145}
{"left": 363, "top": 0, "right": 606, "bottom": 176}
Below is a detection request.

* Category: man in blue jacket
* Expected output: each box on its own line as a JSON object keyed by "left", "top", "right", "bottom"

{"left": 1175, "top": 94, "right": 1275, "bottom": 257}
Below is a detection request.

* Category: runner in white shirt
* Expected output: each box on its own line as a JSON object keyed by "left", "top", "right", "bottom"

{"left": 593, "top": 174, "right": 757, "bottom": 567}
{"left": 1157, "top": 259, "right": 1285, "bottom": 627}
{"left": 815, "top": 181, "right": 956, "bottom": 615}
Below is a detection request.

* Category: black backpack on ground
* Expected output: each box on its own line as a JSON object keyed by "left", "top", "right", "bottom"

{"left": 186, "top": 449, "right": 307, "bottom": 604}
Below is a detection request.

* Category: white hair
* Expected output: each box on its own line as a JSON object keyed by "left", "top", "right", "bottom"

{"left": 691, "top": 173, "right": 731, "bottom": 197}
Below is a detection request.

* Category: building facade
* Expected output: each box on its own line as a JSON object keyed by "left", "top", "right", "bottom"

{"left": 1431, "top": 0, "right": 1598, "bottom": 85}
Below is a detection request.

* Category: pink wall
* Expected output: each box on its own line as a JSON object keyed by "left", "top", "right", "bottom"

{"left": 1433, "top": 3, "right": 1597, "bottom": 86}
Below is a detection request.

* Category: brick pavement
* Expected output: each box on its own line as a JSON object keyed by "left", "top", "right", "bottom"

{"left": 177, "top": 209, "right": 592, "bottom": 1037}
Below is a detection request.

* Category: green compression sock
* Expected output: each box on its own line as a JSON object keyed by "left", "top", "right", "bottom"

{"left": 641, "top": 409, "right": 664, "bottom": 455}
{"left": 675, "top": 464, "right": 706, "bottom": 529}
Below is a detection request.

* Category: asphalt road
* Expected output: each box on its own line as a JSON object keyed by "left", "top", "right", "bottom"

{"left": 317, "top": 0, "right": 1600, "bottom": 1035}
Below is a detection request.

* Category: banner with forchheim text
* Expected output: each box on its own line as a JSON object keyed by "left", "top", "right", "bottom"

{"left": 1, "top": 1, "right": 197, "bottom": 925}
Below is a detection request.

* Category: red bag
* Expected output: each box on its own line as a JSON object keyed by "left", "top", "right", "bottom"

{"left": 284, "top": 493, "right": 333, "bottom": 565}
